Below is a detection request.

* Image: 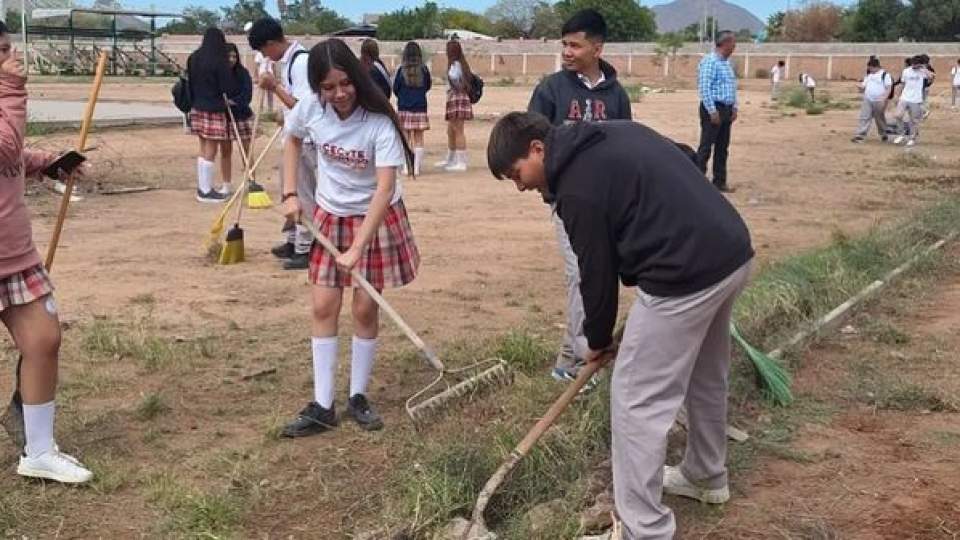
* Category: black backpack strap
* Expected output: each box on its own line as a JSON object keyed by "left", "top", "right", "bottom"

{"left": 288, "top": 49, "right": 309, "bottom": 87}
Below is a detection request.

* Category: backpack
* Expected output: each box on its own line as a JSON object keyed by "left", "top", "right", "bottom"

{"left": 171, "top": 74, "right": 192, "bottom": 113}
{"left": 288, "top": 49, "right": 308, "bottom": 86}
{"left": 468, "top": 73, "right": 484, "bottom": 104}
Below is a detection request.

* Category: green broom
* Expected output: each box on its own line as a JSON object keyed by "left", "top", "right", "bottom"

{"left": 730, "top": 323, "right": 793, "bottom": 406}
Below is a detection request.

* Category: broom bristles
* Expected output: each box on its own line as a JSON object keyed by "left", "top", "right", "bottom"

{"left": 218, "top": 224, "right": 245, "bottom": 265}
{"left": 730, "top": 323, "right": 793, "bottom": 406}
{"left": 246, "top": 189, "right": 273, "bottom": 209}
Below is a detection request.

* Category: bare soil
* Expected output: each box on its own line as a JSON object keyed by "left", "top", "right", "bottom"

{"left": 1, "top": 79, "right": 958, "bottom": 538}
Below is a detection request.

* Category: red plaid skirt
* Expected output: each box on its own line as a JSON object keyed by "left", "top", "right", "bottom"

{"left": 189, "top": 110, "right": 252, "bottom": 141}
{"left": 399, "top": 111, "right": 430, "bottom": 131}
{"left": 309, "top": 200, "right": 420, "bottom": 289}
{"left": 445, "top": 90, "right": 474, "bottom": 121}
{"left": 0, "top": 264, "right": 54, "bottom": 312}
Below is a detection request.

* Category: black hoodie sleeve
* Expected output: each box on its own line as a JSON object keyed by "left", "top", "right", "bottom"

{"left": 528, "top": 80, "right": 556, "bottom": 122}
{"left": 558, "top": 194, "right": 619, "bottom": 351}
{"left": 616, "top": 86, "right": 633, "bottom": 121}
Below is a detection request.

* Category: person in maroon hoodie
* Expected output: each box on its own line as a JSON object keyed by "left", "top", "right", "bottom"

{"left": 0, "top": 21, "right": 93, "bottom": 483}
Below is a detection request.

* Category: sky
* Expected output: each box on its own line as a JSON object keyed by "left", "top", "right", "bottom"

{"left": 116, "top": 0, "right": 856, "bottom": 25}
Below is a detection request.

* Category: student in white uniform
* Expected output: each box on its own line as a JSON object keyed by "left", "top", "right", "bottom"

{"left": 248, "top": 17, "right": 316, "bottom": 270}
{"left": 894, "top": 56, "right": 933, "bottom": 148}
{"left": 852, "top": 57, "right": 892, "bottom": 143}
{"left": 770, "top": 60, "right": 785, "bottom": 101}
{"left": 799, "top": 72, "right": 816, "bottom": 101}
{"left": 279, "top": 39, "right": 419, "bottom": 438}
{"left": 951, "top": 58, "right": 960, "bottom": 109}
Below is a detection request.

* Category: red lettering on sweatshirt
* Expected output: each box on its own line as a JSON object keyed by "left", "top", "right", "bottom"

{"left": 320, "top": 143, "right": 370, "bottom": 170}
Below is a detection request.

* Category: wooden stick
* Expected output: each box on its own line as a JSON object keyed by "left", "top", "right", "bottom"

{"left": 224, "top": 95, "right": 250, "bottom": 224}
{"left": 272, "top": 206, "right": 443, "bottom": 371}
{"left": 464, "top": 357, "right": 608, "bottom": 539}
{"left": 45, "top": 51, "right": 108, "bottom": 272}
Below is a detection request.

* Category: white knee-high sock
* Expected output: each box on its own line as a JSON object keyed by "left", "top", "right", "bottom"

{"left": 414, "top": 147, "right": 424, "bottom": 176}
{"left": 23, "top": 401, "right": 55, "bottom": 457}
{"left": 312, "top": 337, "right": 338, "bottom": 409}
{"left": 456, "top": 150, "right": 468, "bottom": 167}
{"left": 198, "top": 158, "right": 215, "bottom": 193}
{"left": 350, "top": 336, "right": 377, "bottom": 398}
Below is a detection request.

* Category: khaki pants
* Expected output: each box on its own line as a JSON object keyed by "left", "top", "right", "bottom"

{"left": 612, "top": 260, "right": 752, "bottom": 540}
{"left": 551, "top": 209, "right": 588, "bottom": 370}
{"left": 279, "top": 141, "right": 318, "bottom": 254}
{"left": 855, "top": 99, "right": 888, "bottom": 138}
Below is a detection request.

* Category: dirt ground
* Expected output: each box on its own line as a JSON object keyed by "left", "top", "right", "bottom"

{"left": 1, "top": 78, "right": 959, "bottom": 538}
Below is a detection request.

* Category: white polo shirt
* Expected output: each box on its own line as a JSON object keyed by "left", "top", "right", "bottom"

{"left": 863, "top": 70, "right": 892, "bottom": 102}
{"left": 900, "top": 67, "right": 926, "bottom": 104}
{"left": 284, "top": 96, "right": 406, "bottom": 217}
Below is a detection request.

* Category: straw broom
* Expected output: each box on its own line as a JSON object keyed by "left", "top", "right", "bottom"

{"left": 245, "top": 89, "right": 273, "bottom": 209}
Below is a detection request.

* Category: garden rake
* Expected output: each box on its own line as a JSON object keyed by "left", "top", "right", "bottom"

{"left": 274, "top": 208, "right": 511, "bottom": 426}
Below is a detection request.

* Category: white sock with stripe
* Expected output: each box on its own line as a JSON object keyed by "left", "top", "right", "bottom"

{"left": 198, "top": 158, "right": 215, "bottom": 194}
{"left": 23, "top": 401, "right": 55, "bottom": 457}
{"left": 312, "top": 337, "right": 338, "bottom": 409}
{"left": 350, "top": 336, "right": 377, "bottom": 398}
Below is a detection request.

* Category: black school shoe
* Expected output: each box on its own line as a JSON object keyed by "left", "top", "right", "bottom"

{"left": 271, "top": 242, "right": 295, "bottom": 260}
{"left": 347, "top": 394, "right": 384, "bottom": 431}
{"left": 282, "top": 252, "right": 310, "bottom": 270}
{"left": 281, "top": 402, "right": 338, "bottom": 438}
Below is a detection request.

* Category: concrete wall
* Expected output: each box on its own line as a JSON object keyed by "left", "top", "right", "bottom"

{"left": 30, "top": 36, "right": 960, "bottom": 81}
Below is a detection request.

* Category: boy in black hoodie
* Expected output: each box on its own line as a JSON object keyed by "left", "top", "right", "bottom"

{"left": 527, "top": 9, "right": 633, "bottom": 386}
{"left": 487, "top": 112, "right": 754, "bottom": 540}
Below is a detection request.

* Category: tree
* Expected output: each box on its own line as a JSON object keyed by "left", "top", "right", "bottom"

{"left": 555, "top": 0, "right": 656, "bottom": 42}
{"left": 529, "top": 2, "right": 562, "bottom": 38}
{"left": 3, "top": 9, "right": 23, "bottom": 33}
{"left": 485, "top": 0, "right": 537, "bottom": 37}
{"left": 681, "top": 16, "right": 715, "bottom": 42}
{"left": 221, "top": 0, "right": 270, "bottom": 31}
{"left": 895, "top": 0, "right": 960, "bottom": 42}
{"left": 781, "top": 2, "right": 844, "bottom": 42}
{"left": 283, "top": 0, "right": 352, "bottom": 35}
{"left": 162, "top": 6, "right": 222, "bottom": 34}
{"left": 440, "top": 8, "right": 493, "bottom": 35}
{"left": 839, "top": 0, "right": 904, "bottom": 42}
{"left": 653, "top": 31, "right": 684, "bottom": 77}
{"left": 376, "top": 2, "right": 443, "bottom": 41}
{"left": 765, "top": 11, "right": 784, "bottom": 41}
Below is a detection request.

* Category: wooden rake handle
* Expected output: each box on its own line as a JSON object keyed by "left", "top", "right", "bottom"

{"left": 465, "top": 354, "right": 610, "bottom": 537}
{"left": 45, "top": 51, "right": 108, "bottom": 272}
{"left": 274, "top": 206, "right": 443, "bottom": 372}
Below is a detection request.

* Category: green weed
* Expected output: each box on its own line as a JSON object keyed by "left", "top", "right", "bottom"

{"left": 135, "top": 392, "right": 170, "bottom": 421}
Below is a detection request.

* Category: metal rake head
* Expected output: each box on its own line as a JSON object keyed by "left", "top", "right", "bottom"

{"left": 406, "top": 359, "right": 512, "bottom": 426}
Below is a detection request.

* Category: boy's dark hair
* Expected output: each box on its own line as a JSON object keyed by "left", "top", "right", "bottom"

{"left": 487, "top": 112, "right": 552, "bottom": 180}
{"left": 247, "top": 17, "right": 284, "bottom": 51}
{"left": 561, "top": 9, "right": 607, "bottom": 42}
{"left": 777, "top": 60, "right": 785, "bottom": 67}
{"left": 867, "top": 57, "right": 880, "bottom": 68}
{"left": 0, "top": 20, "right": 7, "bottom": 35}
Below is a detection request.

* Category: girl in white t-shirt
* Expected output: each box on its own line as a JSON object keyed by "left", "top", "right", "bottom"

{"left": 951, "top": 58, "right": 960, "bottom": 109}
{"left": 437, "top": 39, "right": 474, "bottom": 173}
{"left": 280, "top": 38, "right": 418, "bottom": 438}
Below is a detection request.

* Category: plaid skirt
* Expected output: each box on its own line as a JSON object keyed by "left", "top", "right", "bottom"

{"left": 0, "top": 264, "right": 54, "bottom": 312}
{"left": 399, "top": 111, "right": 430, "bottom": 131}
{"left": 445, "top": 90, "right": 474, "bottom": 121}
{"left": 309, "top": 200, "right": 420, "bottom": 289}
{"left": 189, "top": 110, "right": 252, "bottom": 141}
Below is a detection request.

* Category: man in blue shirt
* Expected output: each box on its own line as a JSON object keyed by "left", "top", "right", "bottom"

{"left": 696, "top": 31, "right": 738, "bottom": 193}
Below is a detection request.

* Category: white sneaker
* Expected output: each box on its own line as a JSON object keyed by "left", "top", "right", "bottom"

{"left": 444, "top": 161, "right": 468, "bottom": 172}
{"left": 893, "top": 135, "right": 906, "bottom": 145}
{"left": 905, "top": 140, "right": 916, "bottom": 147}
{"left": 434, "top": 152, "right": 454, "bottom": 169}
{"left": 18, "top": 448, "right": 94, "bottom": 484}
{"left": 662, "top": 465, "right": 729, "bottom": 504}
{"left": 217, "top": 183, "right": 232, "bottom": 196}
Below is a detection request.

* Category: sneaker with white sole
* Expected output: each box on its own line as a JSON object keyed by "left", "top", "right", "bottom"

{"left": 18, "top": 448, "right": 93, "bottom": 484}
{"left": 662, "top": 465, "right": 729, "bottom": 504}
{"left": 893, "top": 135, "right": 906, "bottom": 145}
{"left": 217, "top": 183, "right": 232, "bottom": 196}
{"left": 905, "top": 140, "right": 916, "bottom": 147}
{"left": 444, "top": 161, "right": 468, "bottom": 173}
{"left": 196, "top": 189, "right": 227, "bottom": 203}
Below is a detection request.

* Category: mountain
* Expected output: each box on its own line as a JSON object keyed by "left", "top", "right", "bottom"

{"left": 651, "top": 0, "right": 765, "bottom": 34}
